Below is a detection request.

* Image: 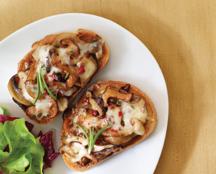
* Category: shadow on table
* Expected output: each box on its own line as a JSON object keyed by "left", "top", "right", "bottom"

{"left": 99, "top": 6, "right": 201, "bottom": 174}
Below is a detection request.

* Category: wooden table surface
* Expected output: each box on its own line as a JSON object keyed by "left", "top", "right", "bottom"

{"left": 0, "top": 0, "right": 215, "bottom": 173}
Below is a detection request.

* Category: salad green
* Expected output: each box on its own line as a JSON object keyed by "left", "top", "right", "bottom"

{"left": 0, "top": 107, "right": 10, "bottom": 115}
{"left": 0, "top": 119, "right": 44, "bottom": 174}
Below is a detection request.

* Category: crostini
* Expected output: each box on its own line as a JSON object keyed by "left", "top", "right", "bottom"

{"left": 8, "top": 29, "right": 109, "bottom": 123}
{"left": 61, "top": 81, "right": 157, "bottom": 171}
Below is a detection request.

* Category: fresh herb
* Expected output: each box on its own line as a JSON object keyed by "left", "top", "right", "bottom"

{"left": 38, "top": 69, "right": 45, "bottom": 93}
{"left": 87, "top": 126, "right": 110, "bottom": 154}
{"left": 34, "top": 67, "right": 57, "bottom": 104}
{"left": 40, "top": 68, "right": 56, "bottom": 100}
{"left": 76, "top": 124, "right": 110, "bottom": 154}
{"left": 76, "top": 124, "right": 88, "bottom": 138}
{"left": 33, "top": 74, "right": 41, "bottom": 104}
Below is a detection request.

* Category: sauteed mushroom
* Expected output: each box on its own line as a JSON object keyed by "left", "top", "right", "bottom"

{"left": 102, "top": 87, "right": 132, "bottom": 105}
{"left": 104, "top": 134, "right": 134, "bottom": 145}
{"left": 8, "top": 74, "right": 32, "bottom": 106}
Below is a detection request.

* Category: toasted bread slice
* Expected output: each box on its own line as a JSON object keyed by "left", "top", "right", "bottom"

{"left": 61, "top": 81, "right": 157, "bottom": 171}
{"left": 8, "top": 29, "right": 109, "bottom": 123}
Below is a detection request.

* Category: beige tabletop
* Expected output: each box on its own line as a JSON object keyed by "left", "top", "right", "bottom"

{"left": 0, "top": 0, "right": 215, "bottom": 173}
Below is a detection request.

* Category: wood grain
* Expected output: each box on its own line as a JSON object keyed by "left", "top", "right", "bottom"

{"left": 0, "top": 0, "right": 215, "bottom": 173}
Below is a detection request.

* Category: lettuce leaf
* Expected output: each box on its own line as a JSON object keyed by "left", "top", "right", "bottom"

{"left": 0, "top": 119, "right": 44, "bottom": 174}
{"left": 0, "top": 107, "right": 10, "bottom": 115}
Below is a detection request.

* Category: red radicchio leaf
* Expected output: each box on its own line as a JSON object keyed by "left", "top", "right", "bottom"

{"left": 0, "top": 115, "right": 34, "bottom": 132}
{"left": 38, "top": 131, "right": 59, "bottom": 169}
{"left": 0, "top": 115, "right": 17, "bottom": 123}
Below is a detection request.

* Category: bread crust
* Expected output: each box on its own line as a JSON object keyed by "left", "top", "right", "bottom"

{"left": 8, "top": 29, "right": 109, "bottom": 124}
{"left": 61, "top": 80, "right": 157, "bottom": 171}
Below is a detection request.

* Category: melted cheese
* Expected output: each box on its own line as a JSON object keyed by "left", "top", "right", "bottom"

{"left": 67, "top": 142, "right": 88, "bottom": 163}
{"left": 35, "top": 96, "right": 52, "bottom": 117}
{"left": 106, "top": 107, "right": 121, "bottom": 130}
{"left": 96, "top": 46, "right": 103, "bottom": 59}
{"left": 106, "top": 99, "right": 148, "bottom": 136}
{"left": 82, "top": 115, "right": 101, "bottom": 129}
{"left": 63, "top": 88, "right": 75, "bottom": 96}
{"left": 18, "top": 72, "right": 34, "bottom": 102}
{"left": 131, "top": 99, "right": 148, "bottom": 122}
{"left": 78, "top": 57, "right": 97, "bottom": 82}
{"left": 58, "top": 48, "right": 70, "bottom": 65}
{"left": 78, "top": 42, "right": 97, "bottom": 57}
{"left": 32, "top": 45, "right": 52, "bottom": 71}
{"left": 50, "top": 66, "right": 61, "bottom": 74}
{"left": 47, "top": 66, "right": 61, "bottom": 81}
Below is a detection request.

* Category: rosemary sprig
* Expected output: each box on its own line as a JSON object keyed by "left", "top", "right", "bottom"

{"left": 40, "top": 67, "right": 57, "bottom": 100}
{"left": 76, "top": 124, "right": 110, "bottom": 154}
{"left": 33, "top": 67, "right": 57, "bottom": 104}
{"left": 38, "top": 70, "right": 44, "bottom": 93}
{"left": 33, "top": 73, "right": 41, "bottom": 104}
{"left": 76, "top": 124, "right": 88, "bottom": 138}
{"left": 88, "top": 128, "right": 95, "bottom": 154}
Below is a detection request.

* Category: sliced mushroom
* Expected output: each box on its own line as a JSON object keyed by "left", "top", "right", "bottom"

{"left": 93, "top": 145, "right": 113, "bottom": 152}
{"left": 131, "top": 94, "right": 141, "bottom": 103}
{"left": 92, "top": 84, "right": 107, "bottom": 96}
{"left": 102, "top": 87, "right": 132, "bottom": 105}
{"left": 60, "top": 86, "right": 79, "bottom": 97}
{"left": 57, "top": 97, "right": 68, "bottom": 112}
{"left": 93, "top": 146, "right": 121, "bottom": 160}
{"left": 80, "top": 157, "right": 91, "bottom": 166}
{"left": 8, "top": 75, "right": 32, "bottom": 106}
{"left": 66, "top": 75, "right": 77, "bottom": 88}
{"left": 104, "top": 134, "right": 134, "bottom": 145}
{"left": 89, "top": 98, "right": 103, "bottom": 116}
{"left": 59, "top": 38, "right": 80, "bottom": 57}
{"left": 119, "top": 84, "right": 131, "bottom": 93}
{"left": 60, "top": 38, "right": 73, "bottom": 48}
{"left": 77, "top": 29, "right": 100, "bottom": 43}
{"left": 25, "top": 81, "right": 37, "bottom": 98}
{"left": 78, "top": 56, "right": 97, "bottom": 86}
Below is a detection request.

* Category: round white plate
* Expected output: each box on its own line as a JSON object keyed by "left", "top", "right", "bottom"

{"left": 0, "top": 13, "right": 168, "bottom": 174}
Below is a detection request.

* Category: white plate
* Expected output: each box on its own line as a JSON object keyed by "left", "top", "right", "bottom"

{"left": 0, "top": 13, "right": 168, "bottom": 174}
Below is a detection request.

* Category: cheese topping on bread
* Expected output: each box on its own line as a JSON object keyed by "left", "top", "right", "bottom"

{"left": 8, "top": 29, "right": 109, "bottom": 123}
{"left": 106, "top": 99, "right": 148, "bottom": 135}
{"left": 32, "top": 45, "right": 52, "bottom": 70}
{"left": 35, "top": 96, "right": 53, "bottom": 117}
{"left": 61, "top": 81, "right": 156, "bottom": 169}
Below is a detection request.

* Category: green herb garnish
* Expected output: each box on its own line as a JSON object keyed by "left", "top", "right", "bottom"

{"left": 33, "top": 73, "right": 41, "bottom": 104}
{"left": 33, "top": 67, "right": 57, "bottom": 104}
{"left": 76, "top": 124, "right": 110, "bottom": 154}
